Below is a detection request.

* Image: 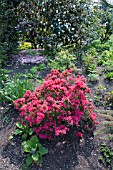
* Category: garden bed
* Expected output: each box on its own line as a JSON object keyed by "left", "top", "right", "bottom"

{"left": 0, "top": 50, "right": 113, "bottom": 170}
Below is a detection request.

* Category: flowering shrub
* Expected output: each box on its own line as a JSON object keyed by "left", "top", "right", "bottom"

{"left": 14, "top": 69, "right": 97, "bottom": 139}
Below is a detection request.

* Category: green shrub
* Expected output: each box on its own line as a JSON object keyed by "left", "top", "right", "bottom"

{"left": 99, "top": 143, "right": 113, "bottom": 168}
{"left": 0, "top": 44, "right": 8, "bottom": 66}
{"left": 104, "top": 72, "right": 113, "bottom": 80}
{"left": 22, "top": 135, "right": 48, "bottom": 166}
{"left": 18, "top": 42, "right": 32, "bottom": 50}
{"left": 0, "top": 1, "right": 20, "bottom": 54}
{"left": 0, "top": 75, "right": 34, "bottom": 105}
{"left": 14, "top": 122, "right": 34, "bottom": 141}
{"left": 17, "top": 0, "right": 99, "bottom": 50}
{"left": 88, "top": 73, "right": 99, "bottom": 82}
{"left": 48, "top": 48, "right": 76, "bottom": 71}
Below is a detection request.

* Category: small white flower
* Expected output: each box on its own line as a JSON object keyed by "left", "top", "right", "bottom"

{"left": 56, "top": 10, "right": 58, "bottom": 13}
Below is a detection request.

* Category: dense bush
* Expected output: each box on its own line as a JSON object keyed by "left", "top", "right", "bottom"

{"left": 100, "top": 7, "right": 113, "bottom": 42}
{"left": 48, "top": 48, "right": 76, "bottom": 71}
{"left": 14, "top": 69, "right": 97, "bottom": 139}
{"left": 0, "top": 0, "right": 112, "bottom": 54}
{"left": 82, "top": 35, "right": 113, "bottom": 80}
{"left": 16, "top": 0, "right": 100, "bottom": 50}
{"left": 1, "top": 0, "right": 110, "bottom": 53}
{"left": 0, "top": 44, "right": 8, "bottom": 67}
{"left": 0, "top": 0, "right": 20, "bottom": 54}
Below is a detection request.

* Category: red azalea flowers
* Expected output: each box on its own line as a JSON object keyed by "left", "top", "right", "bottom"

{"left": 14, "top": 69, "right": 97, "bottom": 139}
{"left": 76, "top": 132, "right": 83, "bottom": 138}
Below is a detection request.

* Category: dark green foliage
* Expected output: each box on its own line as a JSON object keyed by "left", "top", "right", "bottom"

{"left": 17, "top": 0, "right": 99, "bottom": 50}
{"left": 22, "top": 135, "right": 48, "bottom": 166}
{"left": 0, "top": 45, "right": 8, "bottom": 67}
{"left": 0, "top": 0, "right": 20, "bottom": 55}
{"left": 14, "top": 122, "right": 34, "bottom": 141}
{"left": 12, "top": 122, "right": 48, "bottom": 167}
{"left": 100, "top": 5, "right": 113, "bottom": 42}
{"left": 99, "top": 143, "right": 113, "bottom": 169}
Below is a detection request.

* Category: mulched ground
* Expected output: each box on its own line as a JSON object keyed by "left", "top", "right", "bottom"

{"left": 0, "top": 50, "right": 113, "bottom": 170}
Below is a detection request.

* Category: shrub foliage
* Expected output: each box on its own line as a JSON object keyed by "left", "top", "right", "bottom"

{"left": 14, "top": 69, "right": 97, "bottom": 139}
{"left": 0, "top": 0, "right": 20, "bottom": 54}
{"left": 16, "top": 0, "right": 99, "bottom": 50}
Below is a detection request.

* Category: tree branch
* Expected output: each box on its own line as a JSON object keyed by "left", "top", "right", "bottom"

{"left": 102, "top": 0, "right": 113, "bottom": 8}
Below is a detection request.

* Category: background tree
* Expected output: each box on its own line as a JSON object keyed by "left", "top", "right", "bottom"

{"left": 17, "top": 0, "right": 101, "bottom": 50}
{"left": 0, "top": 0, "right": 21, "bottom": 55}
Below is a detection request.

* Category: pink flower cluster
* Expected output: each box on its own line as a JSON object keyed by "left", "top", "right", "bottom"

{"left": 14, "top": 69, "right": 97, "bottom": 139}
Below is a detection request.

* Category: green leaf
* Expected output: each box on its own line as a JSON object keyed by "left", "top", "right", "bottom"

{"left": 23, "top": 142, "right": 32, "bottom": 153}
{"left": 37, "top": 142, "right": 42, "bottom": 148}
{"left": 22, "top": 133, "right": 28, "bottom": 141}
{"left": 31, "top": 152, "right": 39, "bottom": 161}
{"left": 5, "top": 96, "right": 13, "bottom": 101}
{"left": 110, "top": 151, "right": 113, "bottom": 157}
{"left": 14, "top": 129, "right": 23, "bottom": 135}
{"left": 104, "top": 152, "right": 107, "bottom": 157}
{"left": 26, "top": 154, "right": 32, "bottom": 166}
{"left": 99, "top": 155, "right": 103, "bottom": 161}
{"left": 28, "top": 135, "right": 39, "bottom": 149}
{"left": 15, "top": 122, "right": 24, "bottom": 129}
{"left": 39, "top": 146, "right": 48, "bottom": 155}
{"left": 106, "top": 154, "right": 110, "bottom": 158}
{"left": 8, "top": 135, "right": 13, "bottom": 141}
{"left": 28, "top": 129, "right": 33, "bottom": 135}
{"left": 106, "top": 159, "right": 110, "bottom": 164}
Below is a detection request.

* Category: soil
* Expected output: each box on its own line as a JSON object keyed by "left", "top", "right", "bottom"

{"left": 0, "top": 51, "right": 113, "bottom": 170}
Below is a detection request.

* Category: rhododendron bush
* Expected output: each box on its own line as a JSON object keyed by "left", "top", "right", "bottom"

{"left": 14, "top": 69, "right": 97, "bottom": 139}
